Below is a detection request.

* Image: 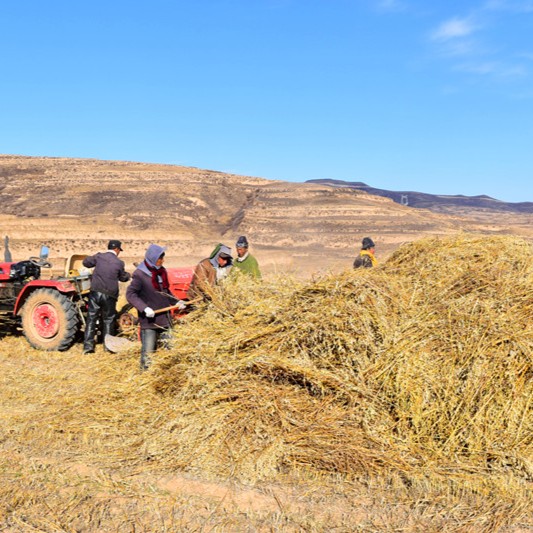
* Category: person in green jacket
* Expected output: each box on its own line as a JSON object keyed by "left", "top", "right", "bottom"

{"left": 233, "top": 236, "right": 261, "bottom": 278}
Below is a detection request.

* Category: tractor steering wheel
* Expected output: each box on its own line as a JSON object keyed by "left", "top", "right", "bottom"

{"left": 29, "top": 257, "right": 53, "bottom": 269}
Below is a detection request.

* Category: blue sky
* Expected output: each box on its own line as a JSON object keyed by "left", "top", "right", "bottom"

{"left": 1, "top": 0, "right": 532, "bottom": 202}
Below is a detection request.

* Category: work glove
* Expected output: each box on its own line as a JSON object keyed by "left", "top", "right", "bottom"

{"left": 144, "top": 307, "right": 155, "bottom": 318}
{"left": 176, "top": 300, "right": 187, "bottom": 311}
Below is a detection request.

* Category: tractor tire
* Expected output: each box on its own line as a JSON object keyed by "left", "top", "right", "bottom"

{"left": 117, "top": 303, "right": 139, "bottom": 340}
{"left": 21, "top": 288, "right": 79, "bottom": 351}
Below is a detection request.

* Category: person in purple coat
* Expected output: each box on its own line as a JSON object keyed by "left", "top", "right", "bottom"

{"left": 126, "top": 243, "right": 176, "bottom": 370}
{"left": 82, "top": 239, "right": 131, "bottom": 354}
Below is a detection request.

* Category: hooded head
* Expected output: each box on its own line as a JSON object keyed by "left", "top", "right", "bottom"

{"left": 210, "top": 244, "right": 233, "bottom": 268}
{"left": 362, "top": 237, "right": 375, "bottom": 250}
{"left": 144, "top": 243, "right": 167, "bottom": 268}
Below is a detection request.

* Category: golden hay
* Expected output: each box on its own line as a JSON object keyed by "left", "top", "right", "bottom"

{"left": 153, "top": 235, "right": 533, "bottom": 491}
{"left": 1, "top": 234, "right": 532, "bottom": 530}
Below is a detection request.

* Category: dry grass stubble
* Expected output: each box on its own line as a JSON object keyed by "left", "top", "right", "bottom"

{"left": 0, "top": 234, "right": 532, "bottom": 531}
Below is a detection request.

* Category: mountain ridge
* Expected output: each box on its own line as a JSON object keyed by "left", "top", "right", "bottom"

{"left": 2, "top": 154, "right": 532, "bottom": 277}
{"left": 306, "top": 178, "right": 533, "bottom": 214}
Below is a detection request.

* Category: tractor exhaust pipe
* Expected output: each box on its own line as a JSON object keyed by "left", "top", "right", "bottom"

{"left": 4, "top": 235, "right": 12, "bottom": 262}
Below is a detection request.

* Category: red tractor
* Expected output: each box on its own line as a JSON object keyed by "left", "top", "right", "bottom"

{"left": 0, "top": 239, "right": 194, "bottom": 351}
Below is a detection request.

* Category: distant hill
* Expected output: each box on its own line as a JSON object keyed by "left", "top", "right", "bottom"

{"left": 306, "top": 179, "right": 533, "bottom": 214}
{"left": 1, "top": 155, "right": 532, "bottom": 278}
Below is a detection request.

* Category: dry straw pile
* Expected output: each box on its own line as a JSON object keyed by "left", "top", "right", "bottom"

{"left": 1, "top": 234, "right": 532, "bottom": 530}
{"left": 154, "top": 235, "right": 532, "bottom": 495}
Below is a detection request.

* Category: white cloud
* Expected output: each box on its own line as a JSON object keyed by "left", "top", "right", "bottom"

{"left": 379, "top": 1, "right": 532, "bottom": 89}
{"left": 440, "top": 39, "right": 480, "bottom": 58}
{"left": 509, "top": 88, "right": 533, "bottom": 99}
{"left": 373, "top": 0, "right": 407, "bottom": 13}
{"left": 455, "top": 61, "right": 527, "bottom": 78}
{"left": 484, "top": 0, "right": 533, "bottom": 12}
{"left": 431, "top": 17, "right": 478, "bottom": 42}
{"left": 377, "top": 0, "right": 406, "bottom": 10}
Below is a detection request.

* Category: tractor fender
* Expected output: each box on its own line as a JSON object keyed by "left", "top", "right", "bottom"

{"left": 167, "top": 266, "right": 195, "bottom": 301}
{"left": 14, "top": 279, "right": 78, "bottom": 315}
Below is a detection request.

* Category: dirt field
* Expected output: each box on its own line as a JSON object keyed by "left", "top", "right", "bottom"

{"left": 1, "top": 157, "right": 532, "bottom": 531}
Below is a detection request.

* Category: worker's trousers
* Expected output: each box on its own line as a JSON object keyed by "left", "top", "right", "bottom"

{"left": 140, "top": 327, "right": 172, "bottom": 370}
{"left": 83, "top": 291, "right": 117, "bottom": 353}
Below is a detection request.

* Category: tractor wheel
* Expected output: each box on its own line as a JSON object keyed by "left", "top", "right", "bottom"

{"left": 117, "top": 303, "right": 139, "bottom": 340}
{"left": 21, "top": 288, "right": 79, "bottom": 351}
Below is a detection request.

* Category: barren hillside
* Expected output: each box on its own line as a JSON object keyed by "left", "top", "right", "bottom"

{"left": 308, "top": 178, "right": 533, "bottom": 214}
{"left": 2, "top": 154, "right": 532, "bottom": 277}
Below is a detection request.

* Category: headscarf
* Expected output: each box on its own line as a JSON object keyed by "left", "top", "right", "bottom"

{"left": 137, "top": 243, "right": 169, "bottom": 290}
{"left": 209, "top": 244, "right": 233, "bottom": 268}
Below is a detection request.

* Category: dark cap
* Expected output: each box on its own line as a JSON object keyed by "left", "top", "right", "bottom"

{"left": 362, "top": 237, "right": 375, "bottom": 250}
{"left": 108, "top": 239, "right": 123, "bottom": 251}
{"left": 219, "top": 251, "right": 232, "bottom": 259}
{"left": 236, "top": 235, "right": 249, "bottom": 248}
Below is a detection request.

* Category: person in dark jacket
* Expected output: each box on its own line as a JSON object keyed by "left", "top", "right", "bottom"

{"left": 353, "top": 237, "right": 378, "bottom": 269}
{"left": 186, "top": 244, "right": 233, "bottom": 301}
{"left": 126, "top": 244, "right": 178, "bottom": 370}
{"left": 82, "top": 239, "right": 131, "bottom": 354}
